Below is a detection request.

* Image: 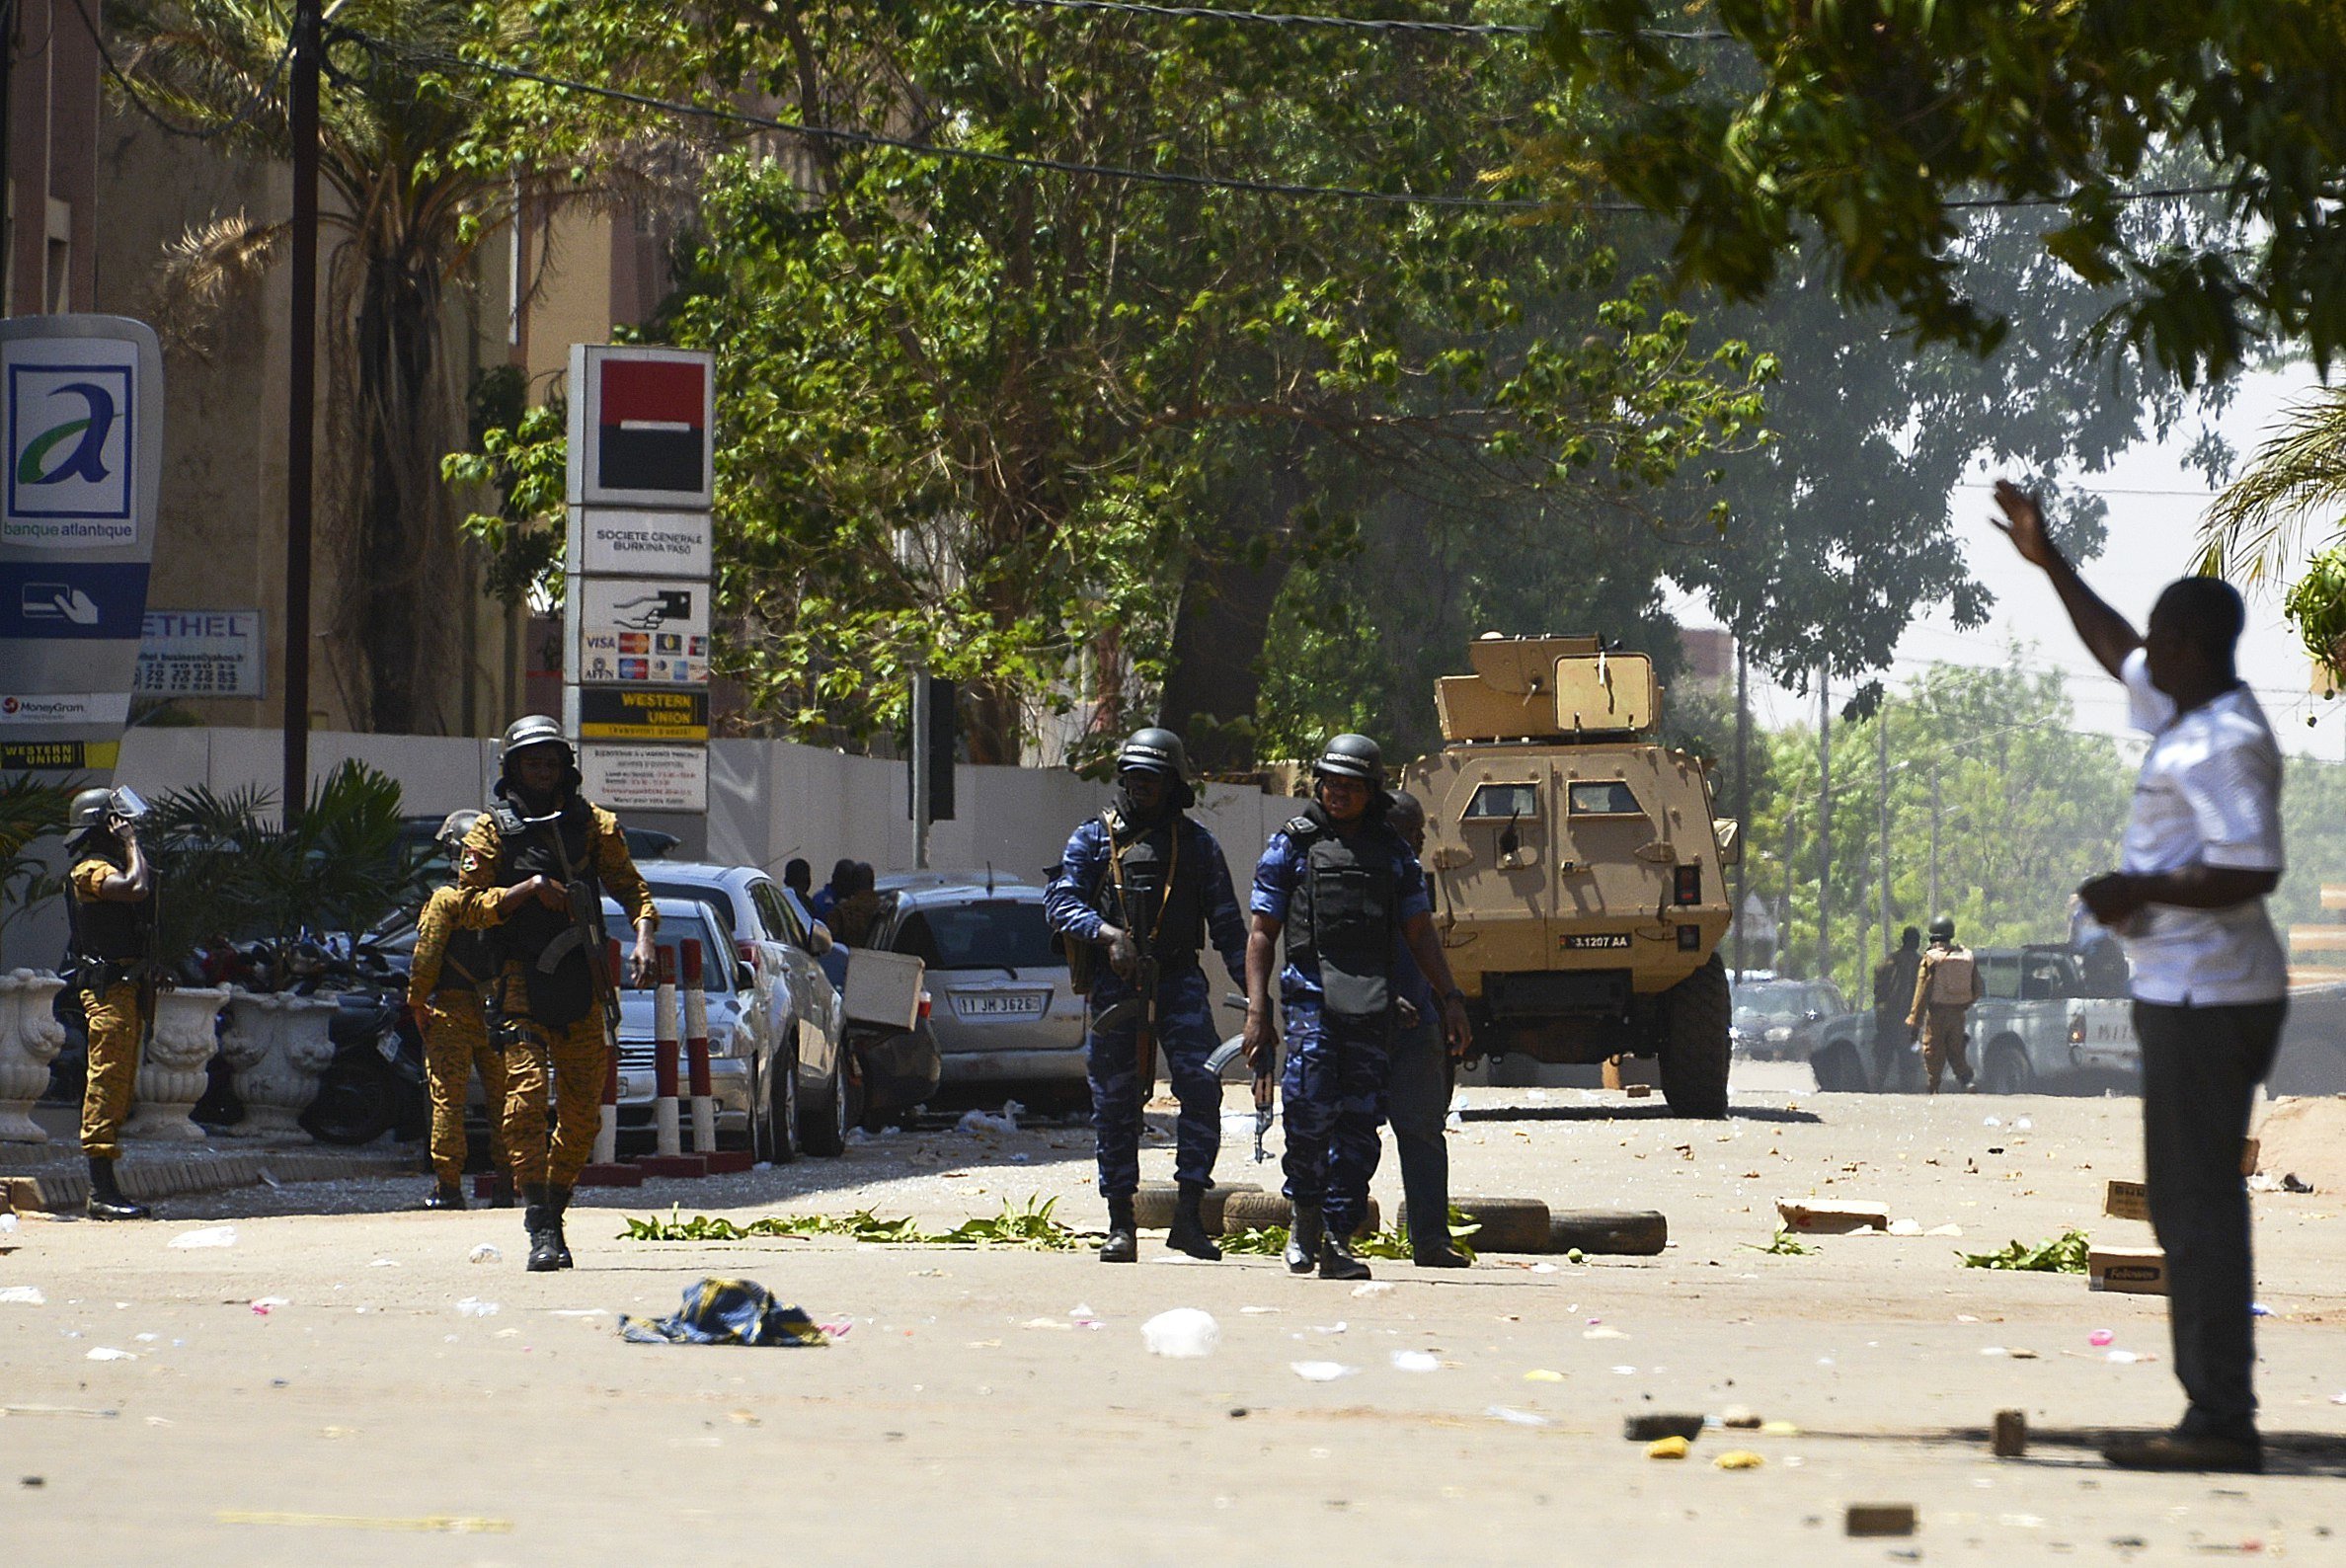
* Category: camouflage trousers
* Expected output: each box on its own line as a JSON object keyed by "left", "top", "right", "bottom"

{"left": 1086, "top": 966, "right": 1223, "bottom": 1198}
{"left": 78, "top": 981, "right": 142, "bottom": 1162}
{"left": 501, "top": 1013, "right": 608, "bottom": 1189}
{"left": 1919, "top": 1004, "right": 1974, "bottom": 1091}
{"left": 1280, "top": 1003, "right": 1392, "bottom": 1240}
{"left": 421, "top": 991, "right": 508, "bottom": 1186}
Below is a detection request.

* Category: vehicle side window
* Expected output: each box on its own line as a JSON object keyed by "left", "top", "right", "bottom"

{"left": 776, "top": 886, "right": 821, "bottom": 948}
{"left": 753, "top": 881, "right": 810, "bottom": 947}
{"left": 1981, "top": 954, "right": 2020, "bottom": 1000}
{"left": 893, "top": 910, "right": 944, "bottom": 966}
{"left": 1464, "top": 782, "right": 1540, "bottom": 819}
{"left": 1565, "top": 780, "right": 1641, "bottom": 816}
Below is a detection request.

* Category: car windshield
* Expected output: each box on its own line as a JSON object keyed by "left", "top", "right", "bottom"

{"left": 648, "top": 881, "right": 736, "bottom": 937}
{"left": 893, "top": 901, "right": 1059, "bottom": 971}
{"left": 603, "top": 905, "right": 731, "bottom": 994}
{"left": 1733, "top": 981, "right": 1826, "bottom": 1026}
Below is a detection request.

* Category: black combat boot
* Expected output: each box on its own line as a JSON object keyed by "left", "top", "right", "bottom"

{"left": 1165, "top": 1182, "right": 1222, "bottom": 1260}
{"left": 86, "top": 1157, "right": 151, "bottom": 1221}
{"left": 423, "top": 1181, "right": 466, "bottom": 1211}
{"left": 1285, "top": 1203, "right": 1323, "bottom": 1275}
{"left": 523, "top": 1184, "right": 562, "bottom": 1272}
{"left": 1317, "top": 1222, "right": 1372, "bottom": 1283}
{"left": 489, "top": 1172, "right": 515, "bottom": 1210}
{"left": 1100, "top": 1195, "right": 1137, "bottom": 1263}
{"left": 548, "top": 1185, "right": 576, "bottom": 1269}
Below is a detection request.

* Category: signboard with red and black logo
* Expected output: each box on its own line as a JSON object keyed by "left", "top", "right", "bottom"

{"left": 566, "top": 346, "right": 715, "bottom": 509}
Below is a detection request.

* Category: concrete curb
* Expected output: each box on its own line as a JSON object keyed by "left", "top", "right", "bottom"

{"left": 2, "top": 1147, "right": 419, "bottom": 1214}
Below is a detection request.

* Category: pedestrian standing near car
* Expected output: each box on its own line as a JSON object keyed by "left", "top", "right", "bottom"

{"left": 1244, "top": 736, "right": 1472, "bottom": 1281}
{"left": 1995, "top": 480, "right": 2285, "bottom": 1473}
{"left": 783, "top": 858, "right": 814, "bottom": 902}
{"left": 61, "top": 788, "right": 156, "bottom": 1221}
{"left": 1383, "top": 790, "right": 1469, "bottom": 1268}
{"left": 1871, "top": 925, "right": 1923, "bottom": 1087}
{"left": 810, "top": 858, "right": 855, "bottom": 923}
{"left": 458, "top": 718, "right": 658, "bottom": 1272}
{"left": 829, "top": 862, "right": 883, "bottom": 948}
{"left": 407, "top": 811, "right": 511, "bottom": 1213}
{"left": 1907, "top": 915, "right": 1984, "bottom": 1093}
{"left": 1045, "top": 728, "right": 1249, "bottom": 1263}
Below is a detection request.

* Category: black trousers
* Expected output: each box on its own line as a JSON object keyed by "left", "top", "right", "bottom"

{"left": 1385, "top": 1016, "right": 1451, "bottom": 1255}
{"left": 2134, "top": 997, "right": 2286, "bottom": 1441}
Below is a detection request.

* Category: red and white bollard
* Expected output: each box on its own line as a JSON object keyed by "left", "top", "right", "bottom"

{"left": 594, "top": 937, "right": 622, "bottom": 1166}
{"left": 681, "top": 939, "right": 717, "bottom": 1153}
{"left": 653, "top": 944, "right": 681, "bottom": 1158}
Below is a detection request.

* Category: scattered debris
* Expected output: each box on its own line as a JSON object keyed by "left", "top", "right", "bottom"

{"left": 1713, "top": 1450, "right": 1764, "bottom": 1469}
{"left": 1750, "top": 1227, "right": 1815, "bottom": 1256}
{"left": 1290, "top": 1361, "right": 1358, "bottom": 1382}
{"left": 621, "top": 1198, "right": 1091, "bottom": 1250}
{"left": 1846, "top": 1503, "right": 1917, "bottom": 1538}
{"left": 1140, "top": 1308, "right": 1219, "bottom": 1359}
{"left": 467, "top": 1244, "right": 502, "bottom": 1264}
{"left": 1992, "top": 1409, "right": 2028, "bottom": 1457}
{"left": 618, "top": 1279, "right": 828, "bottom": 1347}
{"left": 956, "top": 1101, "right": 1025, "bottom": 1137}
{"left": 1960, "top": 1228, "right": 2090, "bottom": 1273}
{"left": 215, "top": 1511, "right": 513, "bottom": 1533}
{"left": 0, "top": 1287, "right": 44, "bottom": 1305}
{"left": 453, "top": 1298, "right": 500, "bottom": 1318}
{"left": 1776, "top": 1199, "right": 1889, "bottom": 1233}
{"left": 2089, "top": 1329, "right": 2115, "bottom": 1347}
{"left": 85, "top": 1347, "right": 136, "bottom": 1362}
{"left": 1646, "top": 1436, "right": 1689, "bottom": 1459}
{"left": 1390, "top": 1350, "right": 1440, "bottom": 1372}
{"left": 2088, "top": 1245, "right": 2169, "bottom": 1295}
{"left": 1486, "top": 1405, "right": 1548, "bottom": 1427}
{"left": 168, "top": 1225, "right": 237, "bottom": 1250}
{"left": 2104, "top": 1181, "right": 2150, "bottom": 1221}
{"left": 1720, "top": 1405, "right": 1760, "bottom": 1429}
{"left": 1625, "top": 1413, "right": 1705, "bottom": 1443}
{"left": 1523, "top": 1369, "right": 1564, "bottom": 1382}
{"left": 1351, "top": 1282, "right": 1395, "bottom": 1298}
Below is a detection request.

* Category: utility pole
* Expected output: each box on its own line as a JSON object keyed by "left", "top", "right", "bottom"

{"left": 1928, "top": 762, "right": 1942, "bottom": 917}
{"left": 281, "top": 0, "right": 322, "bottom": 827}
{"left": 1817, "top": 665, "right": 1831, "bottom": 985}
{"left": 1733, "top": 635, "right": 1749, "bottom": 977}
{"left": 1877, "top": 702, "right": 1893, "bottom": 959}
{"left": 909, "top": 670, "right": 932, "bottom": 871}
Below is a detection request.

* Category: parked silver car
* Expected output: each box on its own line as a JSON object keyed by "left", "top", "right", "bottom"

{"left": 605, "top": 896, "right": 797, "bottom": 1156}
{"left": 866, "top": 873, "right": 1086, "bottom": 1102}
{"left": 642, "top": 861, "right": 940, "bottom": 1146}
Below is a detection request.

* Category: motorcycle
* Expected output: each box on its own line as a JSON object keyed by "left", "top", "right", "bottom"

{"left": 295, "top": 938, "right": 429, "bottom": 1147}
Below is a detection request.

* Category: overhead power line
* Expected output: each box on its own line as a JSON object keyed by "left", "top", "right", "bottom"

{"left": 338, "top": 30, "right": 2248, "bottom": 223}
{"left": 341, "top": 32, "right": 1556, "bottom": 209}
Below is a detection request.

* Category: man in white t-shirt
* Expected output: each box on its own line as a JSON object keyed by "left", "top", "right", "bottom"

{"left": 1995, "top": 482, "right": 2285, "bottom": 1475}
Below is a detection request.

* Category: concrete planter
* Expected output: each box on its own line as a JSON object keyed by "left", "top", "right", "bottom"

{"left": 124, "top": 985, "right": 230, "bottom": 1142}
{"left": 221, "top": 992, "right": 338, "bottom": 1140}
{"left": 0, "top": 969, "right": 67, "bottom": 1143}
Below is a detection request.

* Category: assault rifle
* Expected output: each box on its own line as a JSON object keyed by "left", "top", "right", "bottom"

{"left": 519, "top": 808, "right": 621, "bottom": 1048}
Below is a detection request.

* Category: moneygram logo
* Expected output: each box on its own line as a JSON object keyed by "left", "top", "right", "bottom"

{"left": 6, "top": 363, "right": 134, "bottom": 530}
{"left": 0, "top": 691, "right": 131, "bottom": 725}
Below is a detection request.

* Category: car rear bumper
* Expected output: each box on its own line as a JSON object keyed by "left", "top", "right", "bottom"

{"left": 938, "top": 1047, "right": 1088, "bottom": 1084}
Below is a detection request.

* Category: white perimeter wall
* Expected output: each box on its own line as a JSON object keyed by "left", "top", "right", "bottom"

{"left": 106, "top": 729, "right": 1297, "bottom": 889}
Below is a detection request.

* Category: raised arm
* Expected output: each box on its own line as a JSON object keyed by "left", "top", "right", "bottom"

{"left": 1992, "top": 481, "right": 2140, "bottom": 679}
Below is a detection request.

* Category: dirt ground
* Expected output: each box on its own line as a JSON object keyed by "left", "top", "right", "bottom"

{"left": 5, "top": 1066, "right": 2343, "bottom": 1565}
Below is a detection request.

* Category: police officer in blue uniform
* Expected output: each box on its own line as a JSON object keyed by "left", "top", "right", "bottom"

{"left": 1046, "top": 727, "right": 1249, "bottom": 1263}
{"left": 1244, "top": 735, "right": 1472, "bottom": 1281}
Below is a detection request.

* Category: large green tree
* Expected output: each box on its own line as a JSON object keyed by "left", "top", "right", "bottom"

{"left": 458, "top": 0, "right": 1767, "bottom": 762}
{"left": 1540, "top": 0, "right": 2346, "bottom": 386}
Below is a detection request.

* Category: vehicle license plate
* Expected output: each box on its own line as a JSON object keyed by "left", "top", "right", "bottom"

{"left": 1562, "top": 934, "right": 1632, "bottom": 951}
{"left": 953, "top": 990, "right": 1049, "bottom": 1020}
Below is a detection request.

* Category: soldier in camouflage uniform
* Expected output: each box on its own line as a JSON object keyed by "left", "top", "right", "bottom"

{"left": 61, "top": 789, "right": 156, "bottom": 1220}
{"left": 458, "top": 718, "right": 658, "bottom": 1271}
{"left": 408, "top": 811, "right": 511, "bottom": 1211}
{"left": 1908, "top": 913, "right": 1986, "bottom": 1093}
{"left": 1045, "top": 728, "right": 1248, "bottom": 1264}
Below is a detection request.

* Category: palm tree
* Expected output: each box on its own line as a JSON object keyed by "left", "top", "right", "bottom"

{"left": 112, "top": 0, "right": 557, "bottom": 732}
{"left": 2195, "top": 385, "right": 2346, "bottom": 587}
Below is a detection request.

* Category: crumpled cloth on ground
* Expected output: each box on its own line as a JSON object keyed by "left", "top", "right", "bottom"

{"left": 619, "top": 1278, "right": 830, "bottom": 1347}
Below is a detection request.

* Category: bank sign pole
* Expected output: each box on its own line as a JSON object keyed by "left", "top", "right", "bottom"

{"left": 563, "top": 346, "right": 714, "bottom": 821}
{"left": 0, "top": 316, "right": 164, "bottom": 780}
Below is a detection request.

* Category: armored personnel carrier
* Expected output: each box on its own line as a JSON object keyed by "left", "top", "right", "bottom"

{"left": 1400, "top": 634, "right": 1737, "bottom": 1117}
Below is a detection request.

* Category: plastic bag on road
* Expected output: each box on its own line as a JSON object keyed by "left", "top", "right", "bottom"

{"left": 168, "top": 1225, "right": 237, "bottom": 1250}
{"left": 1141, "top": 1308, "right": 1219, "bottom": 1359}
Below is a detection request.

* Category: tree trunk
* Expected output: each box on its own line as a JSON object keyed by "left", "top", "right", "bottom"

{"left": 347, "top": 244, "right": 448, "bottom": 734}
{"left": 1159, "top": 456, "right": 1311, "bottom": 772}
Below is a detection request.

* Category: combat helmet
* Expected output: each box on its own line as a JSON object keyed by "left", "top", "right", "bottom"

{"left": 435, "top": 809, "right": 482, "bottom": 852}
{"left": 498, "top": 714, "right": 580, "bottom": 793}
{"left": 1116, "top": 726, "right": 1195, "bottom": 809}
{"left": 1928, "top": 913, "right": 1957, "bottom": 942}
{"left": 64, "top": 787, "right": 117, "bottom": 848}
{"left": 1313, "top": 733, "right": 1385, "bottom": 788}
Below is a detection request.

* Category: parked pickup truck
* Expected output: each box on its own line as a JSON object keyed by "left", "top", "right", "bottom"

{"left": 1809, "top": 941, "right": 2138, "bottom": 1095}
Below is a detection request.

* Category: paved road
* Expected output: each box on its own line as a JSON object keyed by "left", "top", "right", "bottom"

{"left": 5, "top": 1079, "right": 2341, "bottom": 1564}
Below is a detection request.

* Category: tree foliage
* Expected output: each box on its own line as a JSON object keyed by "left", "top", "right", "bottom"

{"left": 453, "top": 1, "right": 1769, "bottom": 761}
{"left": 1540, "top": 0, "right": 2346, "bottom": 385}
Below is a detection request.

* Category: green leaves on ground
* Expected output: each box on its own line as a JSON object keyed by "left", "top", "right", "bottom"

{"left": 621, "top": 1197, "right": 1089, "bottom": 1251}
{"left": 1747, "top": 1227, "right": 1814, "bottom": 1257}
{"left": 1959, "top": 1228, "right": 2092, "bottom": 1274}
{"left": 1220, "top": 1208, "right": 1480, "bottom": 1262}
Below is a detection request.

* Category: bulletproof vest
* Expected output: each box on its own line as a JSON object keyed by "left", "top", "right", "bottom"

{"left": 1282, "top": 807, "right": 1399, "bottom": 1021}
{"left": 1104, "top": 810, "right": 1205, "bottom": 971}
{"left": 1927, "top": 947, "right": 1977, "bottom": 1007}
{"left": 67, "top": 856, "right": 149, "bottom": 965}
{"left": 488, "top": 796, "right": 604, "bottom": 1026}
{"left": 438, "top": 922, "right": 497, "bottom": 994}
